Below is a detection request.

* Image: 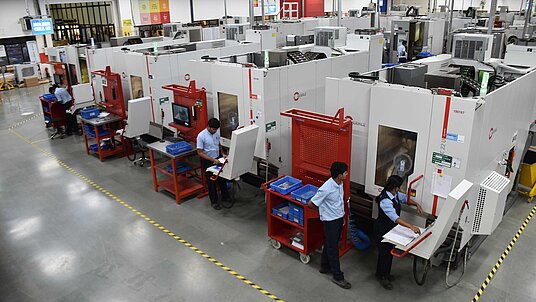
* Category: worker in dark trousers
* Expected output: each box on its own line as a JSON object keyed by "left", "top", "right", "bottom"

{"left": 374, "top": 175, "right": 423, "bottom": 290}
{"left": 308, "top": 162, "right": 351, "bottom": 289}
{"left": 50, "top": 84, "right": 78, "bottom": 135}
{"left": 196, "top": 118, "right": 229, "bottom": 210}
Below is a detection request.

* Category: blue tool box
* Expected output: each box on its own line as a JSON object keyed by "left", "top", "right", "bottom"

{"left": 165, "top": 162, "right": 192, "bottom": 174}
{"left": 288, "top": 203, "right": 304, "bottom": 218}
{"left": 288, "top": 213, "right": 304, "bottom": 226}
{"left": 166, "top": 141, "right": 192, "bottom": 155}
{"left": 80, "top": 107, "right": 101, "bottom": 119}
{"left": 270, "top": 176, "right": 302, "bottom": 195}
{"left": 291, "top": 184, "right": 319, "bottom": 204}
{"left": 42, "top": 93, "right": 56, "bottom": 101}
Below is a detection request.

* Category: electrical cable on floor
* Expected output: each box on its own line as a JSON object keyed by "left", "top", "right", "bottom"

{"left": 445, "top": 201, "right": 469, "bottom": 287}
{"left": 413, "top": 256, "right": 431, "bottom": 285}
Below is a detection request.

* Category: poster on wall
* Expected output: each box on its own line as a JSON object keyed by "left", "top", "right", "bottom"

{"left": 139, "top": 0, "right": 170, "bottom": 25}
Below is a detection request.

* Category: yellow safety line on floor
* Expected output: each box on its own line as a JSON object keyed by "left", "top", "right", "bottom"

{"left": 8, "top": 124, "right": 285, "bottom": 302}
{"left": 471, "top": 204, "right": 536, "bottom": 301}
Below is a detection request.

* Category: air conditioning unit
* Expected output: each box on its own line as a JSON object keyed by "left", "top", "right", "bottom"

{"left": 314, "top": 26, "right": 347, "bottom": 48}
{"left": 13, "top": 63, "right": 39, "bottom": 83}
{"left": 452, "top": 33, "right": 493, "bottom": 61}
{"left": 471, "top": 171, "right": 511, "bottom": 235}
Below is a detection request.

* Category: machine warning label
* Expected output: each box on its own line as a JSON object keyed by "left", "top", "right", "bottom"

{"left": 432, "top": 152, "right": 453, "bottom": 168}
{"left": 266, "top": 121, "right": 276, "bottom": 132}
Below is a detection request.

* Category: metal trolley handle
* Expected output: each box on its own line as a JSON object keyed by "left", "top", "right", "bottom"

{"left": 391, "top": 231, "right": 432, "bottom": 258}
{"left": 210, "top": 159, "right": 228, "bottom": 181}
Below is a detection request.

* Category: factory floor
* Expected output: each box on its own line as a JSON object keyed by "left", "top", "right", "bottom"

{"left": 1, "top": 86, "right": 535, "bottom": 302}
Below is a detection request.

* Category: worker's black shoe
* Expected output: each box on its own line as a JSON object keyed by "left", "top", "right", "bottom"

{"left": 378, "top": 277, "right": 393, "bottom": 290}
{"left": 212, "top": 204, "right": 222, "bottom": 210}
{"left": 387, "top": 275, "right": 395, "bottom": 282}
{"left": 319, "top": 267, "right": 331, "bottom": 274}
{"left": 332, "top": 279, "right": 351, "bottom": 289}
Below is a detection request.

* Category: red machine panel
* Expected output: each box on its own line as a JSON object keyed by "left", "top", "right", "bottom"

{"left": 91, "top": 66, "right": 126, "bottom": 119}
{"left": 163, "top": 81, "right": 208, "bottom": 143}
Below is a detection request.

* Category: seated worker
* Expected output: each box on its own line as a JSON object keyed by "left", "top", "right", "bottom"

{"left": 308, "top": 162, "right": 352, "bottom": 289}
{"left": 49, "top": 84, "right": 77, "bottom": 135}
{"left": 374, "top": 175, "right": 423, "bottom": 290}
{"left": 397, "top": 40, "right": 408, "bottom": 63}
{"left": 196, "top": 118, "right": 230, "bottom": 210}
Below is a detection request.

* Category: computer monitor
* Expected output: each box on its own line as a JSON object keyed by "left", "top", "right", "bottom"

{"left": 172, "top": 103, "right": 191, "bottom": 127}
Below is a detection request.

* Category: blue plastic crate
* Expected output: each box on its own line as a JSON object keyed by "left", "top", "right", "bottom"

{"left": 80, "top": 107, "right": 101, "bottom": 119}
{"left": 291, "top": 184, "right": 319, "bottom": 204}
{"left": 42, "top": 93, "right": 56, "bottom": 101}
{"left": 166, "top": 141, "right": 192, "bottom": 155}
{"left": 89, "top": 143, "right": 110, "bottom": 153}
{"left": 272, "top": 203, "right": 289, "bottom": 220}
{"left": 288, "top": 213, "right": 304, "bottom": 226}
{"left": 288, "top": 203, "right": 304, "bottom": 218}
{"left": 270, "top": 176, "right": 302, "bottom": 195}
{"left": 165, "top": 162, "right": 192, "bottom": 174}
{"left": 418, "top": 51, "right": 435, "bottom": 58}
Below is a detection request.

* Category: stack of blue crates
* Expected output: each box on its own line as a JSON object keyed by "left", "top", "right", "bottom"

{"left": 166, "top": 141, "right": 192, "bottom": 155}
{"left": 89, "top": 143, "right": 110, "bottom": 153}
{"left": 288, "top": 203, "right": 304, "bottom": 226}
{"left": 83, "top": 124, "right": 109, "bottom": 138}
{"left": 165, "top": 161, "right": 192, "bottom": 174}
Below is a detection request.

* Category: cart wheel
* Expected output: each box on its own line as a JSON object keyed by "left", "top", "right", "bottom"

{"left": 270, "top": 239, "right": 281, "bottom": 249}
{"left": 299, "top": 253, "right": 311, "bottom": 264}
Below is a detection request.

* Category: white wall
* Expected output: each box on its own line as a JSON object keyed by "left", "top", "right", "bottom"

{"left": 324, "top": 0, "right": 374, "bottom": 13}
{"left": 0, "top": 0, "right": 37, "bottom": 38}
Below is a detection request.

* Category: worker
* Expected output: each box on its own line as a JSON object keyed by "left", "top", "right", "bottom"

{"left": 397, "top": 40, "right": 408, "bottom": 63}
{"left": 308, "top": 162, "right": 352, "bottom": 289}
{"left": 49, "top": 84, "right": 77, "bottom": 136}
{"left": 374, "top": 175, "right": 423, "bottom": 290}
{"left": 197, "top": 118, "right": 230, "bottom": 210}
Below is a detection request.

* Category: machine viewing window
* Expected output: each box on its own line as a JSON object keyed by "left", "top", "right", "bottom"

{"left": 375, "top": 125, "right": 418, "bottom": 191}
{"left": 172, "top": 103, "right": 191, "bottom": 127}
{"left": 130, "top": 75, "right": 144, "bottom": 99}
{"left": 217, "top": 92, "right": 239, "bottom": 140}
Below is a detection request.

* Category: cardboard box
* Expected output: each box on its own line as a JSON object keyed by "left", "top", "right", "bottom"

{"left": 24, "top": 76, "right": 39, "bottom": 87}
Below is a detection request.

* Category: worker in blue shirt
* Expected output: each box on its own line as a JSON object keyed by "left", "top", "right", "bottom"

{"left": 374, "top": 175, "right": 423, "bottom": 290}
{"left": 197, "top": 118, "right": 229, "bottom": 210}
{"left": 397, "top": 40, "right": 408, "bottom": 63}
{"left": 308, "top": 162, "right": 351, "bottom": 289}
{"left": 49, "top": 84, "right": 77, "bottom": 136}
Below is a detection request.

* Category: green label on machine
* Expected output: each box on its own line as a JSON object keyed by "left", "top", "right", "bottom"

{"left": 266, "top": 121, "right": 276, "bottom": 132}
{"left": 432, "top": 152, "right": 453, "bottom": 168}
{"left": 159, "top": 97, "right": 169, "bottom": 105}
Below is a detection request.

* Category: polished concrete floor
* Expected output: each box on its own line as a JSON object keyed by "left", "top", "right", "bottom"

{"left": 1, "top": 86, "right": 535, "bottom": 302}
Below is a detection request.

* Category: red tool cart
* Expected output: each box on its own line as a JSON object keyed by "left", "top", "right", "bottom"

{"left": 40, "top": 95, "right": 66, "bottom": 139}
{"left": 263, "top": 108, "right": 353, "bottom": 264}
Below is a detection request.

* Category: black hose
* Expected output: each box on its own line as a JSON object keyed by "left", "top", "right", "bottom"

{"left": 413, "top": 256, "right": 431, "bottom": 286}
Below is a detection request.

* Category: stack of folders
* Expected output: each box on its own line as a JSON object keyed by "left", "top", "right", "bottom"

{"left": 290, "top": 232, "right": 304, "bottom": 251}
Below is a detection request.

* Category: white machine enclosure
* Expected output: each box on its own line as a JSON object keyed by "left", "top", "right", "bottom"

{"left": 45, "top": 46, "right": 82, "bottom": 84}
{"left": 13, "top": 63, "right": 39, "bottom": 83}
{"left": 245, "top": 29, "right": 277, "bottom": 50}
{"left": 188, "top": 50, "right": 371, "bottom": 175}
{"left": 218, "top": 125, "right": 260, "bottom": 180}
{"left": 504, "top": 44, "right": 536, "bottom": 68}
{"left": 325, "top": 67, "right": 536, "bottom": 253}
{"left": 71, "top": 83, "right": 94, "bottom": 111}
{"left": 88, "top": 40, "right": 261, "bottom": 128}
{"left": 345, "top": 34, "right": 384, "bottom": 71}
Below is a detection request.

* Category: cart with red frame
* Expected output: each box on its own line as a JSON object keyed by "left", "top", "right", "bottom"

{"left": 263, "top": 108, "right": 354, "bottom": 263}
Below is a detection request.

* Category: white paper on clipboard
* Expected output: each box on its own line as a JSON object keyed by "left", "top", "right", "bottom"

{"left": 431, "top": 172, "right": 452, "bottom": 198}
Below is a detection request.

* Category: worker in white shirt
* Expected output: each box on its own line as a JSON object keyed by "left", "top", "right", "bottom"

{"left": 374, "top": 175, "right": 423, "bottom": 290}
{"left": 49, "top": 84, "right": 78, "bottom": 136}
{"left": 397, "top": 40, "right": 408, "bottom": 63}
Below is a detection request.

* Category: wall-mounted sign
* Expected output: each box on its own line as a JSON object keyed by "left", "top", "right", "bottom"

{"left": 31, "top": 18, "right": 53, "bottom": 35}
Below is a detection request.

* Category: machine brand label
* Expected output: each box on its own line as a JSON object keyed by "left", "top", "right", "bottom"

{"left": 184, "top": 73, "right": 190, "bottom": 81}
{"left": 293, "top": 92, "right": 306, "bottom": 101}
{"left": 453, "top": 109, "right": 465, "bottom": 114}
{"left": 352, "top": 121, "right": 366, "bottom": 127}
{"left": 432, "top": 152, "right": 453, "bottom": 168}
{"left": 446, "top": 132, "right": 464, "bottom": 143}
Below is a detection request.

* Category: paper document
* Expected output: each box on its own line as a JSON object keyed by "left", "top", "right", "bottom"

{"left": 431, "top": 172, "right": 452, "bottom": 199}
{"left": 218, "top": 157, "right": 226, "bottom": 164}
{"left": 98, "top": 112, "right": 110, "bottom": 118}
{"left": 383, "top": 225, "right": 420, "bottom": 246}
